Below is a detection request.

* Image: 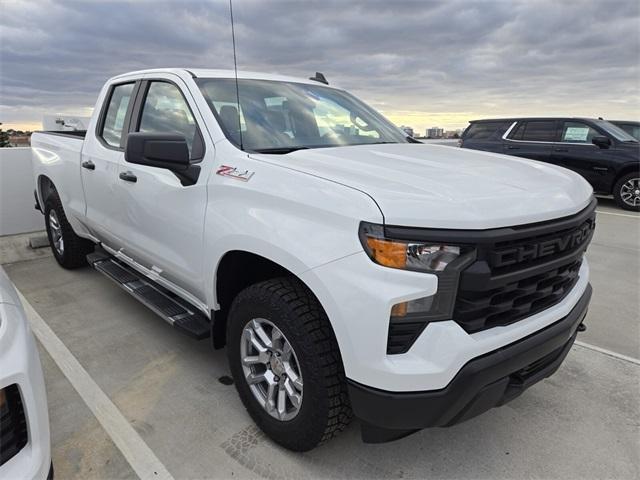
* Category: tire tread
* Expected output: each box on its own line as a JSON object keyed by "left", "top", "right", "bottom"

{"left": 45, "top": 190, "right": 93, "bottom": 268}
{"left": 228, "top": 276, "right": 353, "bottom": 450}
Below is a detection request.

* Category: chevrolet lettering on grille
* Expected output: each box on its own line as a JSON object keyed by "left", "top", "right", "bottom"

{"left": 490, "top": 221, "right": 595, "bottom": 268}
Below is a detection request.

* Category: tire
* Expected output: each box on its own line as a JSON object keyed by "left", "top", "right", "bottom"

{"left": 613, "top": 172, "right": 640, "bottom": 211}
{"left": 227, "top": 277, "right": 352, "bottom": 451}
{"left": 44, "top": 190, "right": 94, "bottom": 268}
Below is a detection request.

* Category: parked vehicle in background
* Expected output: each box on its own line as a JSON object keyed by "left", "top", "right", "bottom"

{"left": 610, "top": 120, "right": 640, "bottom": 141}
{"left": 461, "top": 118, "right": 640, "bottom": 210}
{"left": 31, "top": 69, "right": 595, "bottom": 450}
{"left": 0, "top": 267, "right": 52, "bottom": 479}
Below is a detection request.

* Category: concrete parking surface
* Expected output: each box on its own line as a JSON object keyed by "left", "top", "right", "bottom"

{"left": 1, "top": 197, "right": 638, "bottom": 479}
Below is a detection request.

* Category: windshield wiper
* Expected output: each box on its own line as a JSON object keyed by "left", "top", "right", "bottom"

{"left": 251, "top": 146, "right": 310, "bottom": 154}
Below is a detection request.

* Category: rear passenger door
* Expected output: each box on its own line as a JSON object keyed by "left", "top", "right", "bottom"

{"left": 81, "top": 80, "right": 138, "bottom": 247}
{"left": 503, "top": 120, "right": 558, "bottom": 162}
{"left": 551, "top": 121, "right": 613, "bottom": 191}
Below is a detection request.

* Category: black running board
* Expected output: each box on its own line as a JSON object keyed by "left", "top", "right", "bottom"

{"left": 87, "top": 250, "right": 210, "bottom": 339}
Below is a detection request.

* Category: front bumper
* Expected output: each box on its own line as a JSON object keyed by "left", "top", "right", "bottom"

{"left": 348, "top": 283, "right": 591, "bottom": 443}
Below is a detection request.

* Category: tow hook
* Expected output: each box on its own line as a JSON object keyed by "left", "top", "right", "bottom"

{"left": 577, "top": 323, "right": 587, "bottom": 332}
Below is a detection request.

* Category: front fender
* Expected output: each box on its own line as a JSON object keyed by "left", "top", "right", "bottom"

{"left": 203, "top": 159, "right": 383, "bottom": 309}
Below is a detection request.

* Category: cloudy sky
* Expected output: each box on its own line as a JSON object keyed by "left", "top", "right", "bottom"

{"left": 1, "top": 0, "right": 639, "bottom": 133}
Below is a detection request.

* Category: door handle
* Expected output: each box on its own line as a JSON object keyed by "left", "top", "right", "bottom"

{"left": 81, "top": 160, "right": 95, "bottom": 170}
{"left": 507, "top": 146, "right": 520, "bottom": 150}
{"left": 554, "top": 148, "right": 569, "bottom": 152}
{"left": 119, "top": 171, "right": 137, "bottom": 183}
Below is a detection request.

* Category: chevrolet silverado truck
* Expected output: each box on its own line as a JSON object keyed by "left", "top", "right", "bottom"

{"left": 31, "top": 69, "right": 595, "bottom": 451}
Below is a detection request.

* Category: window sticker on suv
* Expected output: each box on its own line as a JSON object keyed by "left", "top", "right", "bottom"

{"left": 563, "top": 127, "right": 589, "bottom": 142}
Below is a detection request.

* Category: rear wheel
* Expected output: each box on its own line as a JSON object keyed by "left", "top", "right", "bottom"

{"left": 227, "top": 277, "right": 352, "bottom": 451}
{"left": 44, "top": 191, "right": 94, "bottom": 268}
{"left": 613, "top": 173, "right": 640, "bottom": 211}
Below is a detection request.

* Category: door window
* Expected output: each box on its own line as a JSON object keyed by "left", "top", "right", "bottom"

{"left": 100, "top": 83, "right": 135, "bottom": 148}
{"left": 138, "top": 82, "right": 200, "bottom": 157}
{"left": 515, "top": 121, "right": 557, "bottom": 142}
{"left": 560, "top": 121, "right": 600, "bottom": 143}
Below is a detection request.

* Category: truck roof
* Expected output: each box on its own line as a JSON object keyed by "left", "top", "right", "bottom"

{"left": 109, "top": 68, "right": 339, "bottom": 88}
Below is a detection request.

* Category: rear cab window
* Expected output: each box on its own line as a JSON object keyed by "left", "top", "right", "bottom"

{"left": 100, "top": 82, "right": 135, "bottom": 148}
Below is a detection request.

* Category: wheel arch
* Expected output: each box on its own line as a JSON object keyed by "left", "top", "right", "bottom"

{"left": 212, "top": 249, "right": 338, "bottom": 350}
{"left": 611, "top": 163, "right": 640, "bottom": 192}
{"left": 36, "top": 174, "right": 57, "bottom": 207}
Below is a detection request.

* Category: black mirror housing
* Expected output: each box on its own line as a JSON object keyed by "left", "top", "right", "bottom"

{"left": 125, "top": 133, "right": 190, "bottom": 170}
{"left": 592, "top": 136, "right": 611, "bottom": 149}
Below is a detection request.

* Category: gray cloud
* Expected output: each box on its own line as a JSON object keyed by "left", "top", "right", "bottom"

{"left": 1, "top": 0, "right": 638, "bottom": 131}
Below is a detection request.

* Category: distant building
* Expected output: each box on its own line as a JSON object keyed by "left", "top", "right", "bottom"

{"left": 426, "top": 127, "right": 444, "bottom": 139}
{"left": 400, "top": 125, "right": 414, "bottom": 137}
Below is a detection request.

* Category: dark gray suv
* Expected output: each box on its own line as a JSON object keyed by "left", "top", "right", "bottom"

{"left": 460, "top": 117, "right": 640, "bottom": 211}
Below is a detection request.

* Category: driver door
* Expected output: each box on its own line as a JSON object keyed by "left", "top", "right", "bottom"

{"left": 112, "top": 75, "right": 211, "bottom": 303}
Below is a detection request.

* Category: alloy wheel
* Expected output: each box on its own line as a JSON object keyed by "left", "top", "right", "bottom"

{"left": 240, "top": 318, "right": 303, "bottom": 421}
{"left": 620, "top": 177, "right": 640, "bottom": 208}
{"left": 48, "top": 209, "right": 64, "bottom": 256}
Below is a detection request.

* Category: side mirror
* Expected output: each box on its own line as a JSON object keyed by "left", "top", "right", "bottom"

{"left": 125, "top": 133, "right": 190, "bottom": 170}
{"left": 592, "top": 136, "right": 611, "bottom": 149}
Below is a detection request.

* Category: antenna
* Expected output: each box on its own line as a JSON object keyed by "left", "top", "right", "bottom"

{"left": 229, "top": 0, "right": 244, "bottom": 150}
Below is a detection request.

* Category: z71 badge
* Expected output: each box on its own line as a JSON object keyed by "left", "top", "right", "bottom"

{"left": 216, "top": 165, "right": 255, "bottom": 182}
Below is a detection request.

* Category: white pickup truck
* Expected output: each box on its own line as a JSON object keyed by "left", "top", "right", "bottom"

{"left": 31, "top": 68, "right": 595, "bottom": 451}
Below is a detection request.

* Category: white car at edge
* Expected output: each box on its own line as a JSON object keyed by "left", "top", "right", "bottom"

{"left": 31, "top": 68, "right": 595, "bottom": 450}
{"left": 0, "top": 266, "right": 52, "bottom": 478}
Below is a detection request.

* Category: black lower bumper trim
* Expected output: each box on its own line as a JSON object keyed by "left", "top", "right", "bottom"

{"left": 349, "top": 284, "right": 592, "bottom": 443}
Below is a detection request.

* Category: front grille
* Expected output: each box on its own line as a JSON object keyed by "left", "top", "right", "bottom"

{"left": 0, "top": 384, "right": 29, "bottom": 466}
{"left": 455, "top": 259, "right": 582, "bottom": 333}
{"left": 453, "top": 202, "right": 596, "bottom": 333}
{"left": 383, "top": 200, "right": 596, "bottom": 353}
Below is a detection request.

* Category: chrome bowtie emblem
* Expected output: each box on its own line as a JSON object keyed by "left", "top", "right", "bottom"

{"left": 216, "top": 165, "right": 255, "bottom": 182}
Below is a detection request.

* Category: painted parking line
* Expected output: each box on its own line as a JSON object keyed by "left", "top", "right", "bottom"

{"left": 574, "top": 341, "right": 640, "bottom": 366}
{"left": 595, "top": 210, "right": 640, "bottom": 219}
{"left": 17, "top": 289, "right": 174, "bottom": 480}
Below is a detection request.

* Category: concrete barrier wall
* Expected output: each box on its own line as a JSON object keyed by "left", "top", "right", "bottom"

{"left": 0, "top": 147, "right": 43, "bottom": 236}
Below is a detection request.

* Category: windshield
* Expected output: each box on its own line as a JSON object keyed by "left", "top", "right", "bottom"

{"left": 595, "top": 120, "right": 638, "bottom": 142}
{"left": 196, "top": 78, "right": 408, "bottom": 153}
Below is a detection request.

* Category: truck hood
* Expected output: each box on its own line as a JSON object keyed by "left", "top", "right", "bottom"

{"left": 251, "top": 143, "right": 593, "bottom": 229}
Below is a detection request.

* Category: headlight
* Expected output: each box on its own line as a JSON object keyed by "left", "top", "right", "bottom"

{"left": 359, "top": 222, "right": 465, "bottom": 273}
{"left": 359, "top": 222, "right": 477, "bottom": 354}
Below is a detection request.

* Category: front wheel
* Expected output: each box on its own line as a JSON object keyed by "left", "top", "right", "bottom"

{"left": 226, "top": 277, "right": 352, "bottom": 451}
{"left": 613, "top": 173, "right": 640, "bottom": 211}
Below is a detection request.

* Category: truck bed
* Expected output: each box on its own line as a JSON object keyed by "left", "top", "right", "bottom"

{"left": 37, "top": 130, "right": 87, "bottom": 140}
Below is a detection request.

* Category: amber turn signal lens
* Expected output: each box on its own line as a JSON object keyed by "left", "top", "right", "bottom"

{"left": 0, "top": 388, "right": 5, "bottom": 410}
{"left": 391, "top": 302, "right": 408, "bottom": 317}
{"left": 366, "top": 237, "right": 407, "bottom": 269}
